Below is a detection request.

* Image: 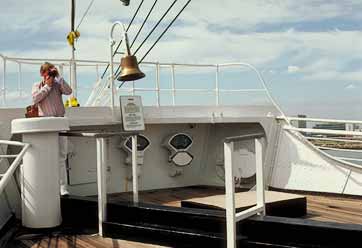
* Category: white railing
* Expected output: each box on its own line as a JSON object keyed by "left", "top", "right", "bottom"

{"left": 107, "top": 62, "right": 285, "bottom": 113}
{"left": 279, "top": 116, "right": 362, "bottom": 170}
{"left": 224, "top": 133, "right": 265, "bottom": 248}
{"left": 0, "top": 53, "right": 108, "bottom": 107}
{"left": 60, "top": 131, "right": 139, "bottom": 236}
{"left": 0, "top": 53, "right": 286, "bottom": 119}
{"left": 0, "top": 140, "right": 30, "bottom": 195}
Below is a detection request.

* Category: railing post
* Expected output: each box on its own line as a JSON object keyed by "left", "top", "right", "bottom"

{"left": 95, "top": 64, "right": 100, "bottom": 82}
{"left": 224, "top": 141, "right": 236, "bottom": 248}
{"left": 132, "top": 135, "right": 139, "bottom": 203}
{"left": 255, "top": 138, "right": 266, "bottom": 215}
{"left": 0, "top": 143, "right": 30, "bottom": 195}
{"left": 156, "top": 63, "right": 160, "bottom": 107}
{"left": 171, "top": 64, "right": 176, "bottom": 106}
{"left": 215, "top": 64, "right": 220, "bottom": 106}
{"left": 18, "top": 63, "right": 22, "bottom": 98}
{"left": 97, "top": 137, "right": 107, "bottom": 236}
{"left": 109, "top": 40, "right": 116, "bottom": 119}
{"left": 59, "top": 64, "right": 64, "bottom": 76}
{"left": 2, "top": 57, "right": 6, "bottom": 107}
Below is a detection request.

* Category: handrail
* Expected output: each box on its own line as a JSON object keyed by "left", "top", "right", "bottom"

{"left": 277, "top": 116, "right": 362, "bottom": 125}
{"left": 0, "top": 141, "right": 30, "bottom": 195}
{"left": 306, "top": 137, "right": 362, "bottom": 144}
{"left": 283, "top": 126, "right": 362, "bottom": 170}
{"left": 284, "top": 126, "right": 362, "bottom": 136}
{"left": 224, "top": 133, "right": 264, "bottom": 143}
{"left": 0, "top": 52, "right": 288, "bottom": 122}
{"left": 224, "top": 134, "right": 265, "bottom": 248}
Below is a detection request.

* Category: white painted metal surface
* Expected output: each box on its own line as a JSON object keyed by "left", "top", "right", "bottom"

{"left": 97, "top": 137, "right": 107, "bottom": 236}
{"left": 224, "top": 140, "right": 236, "bottom": 248}
{"left": 109, "top": 21, "right": 129, "bottom": 119}
{"left": 271, "top": 128, "right": 361, "bottom": 195}
{"left": 131, "top": 135, "right": 138, "bottom": 203}
{"left": 284, "top": 126, "right": 362, "bottom": 137}
{"left": 11, "top": 117, "right": 69, "bottom": 228}
{"left": 0, "top": 140, "right": 30, "bottom": 196}
{"left": 21, "top": 133, "right": 62, "bottom": 228}
{"left": 11, "top": 117, "right": 70, "bottom": 134}
{"left": 224, "top": 134, "right": 265, "bottom": 248}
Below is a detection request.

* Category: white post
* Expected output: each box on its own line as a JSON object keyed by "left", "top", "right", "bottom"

{"left": 132, "top": 135, "right": 139, "bottom": 203}
{"left": 215, "top": 64, "right": 220, "bottom": 106}
{"left": 97, "top": 137, "right": 107, "bottom": 236}
{"left": 59, "top": 64, "right": 64, "bottom": 77}
{"left": 95, "top": 64, "right": 100, "bottom": 82}
{"left": 70, "top": 0, "right": 77, "bottom": 99}
{"left": 68, "top": 61, "right": 73, "bottom": 105}
{"left": 224, "top": 141, "right": 236, "bottom": 248}
{"left": 2, "top": 57, "right": 6, "bottom": 106}
{"left": 255, "top": 138, "right": 266, "bottom": 215}
{"left": 109, "top": 21, "right": 129, "bottom": 120}
{"left": 18, "top": 63, "right": 22, "bottom": 98}
{"left": 171, "top": 64, "right": 176, "bottom": 106}
{"left": 156, "top": 63, "right": 160, "bottom": 107}
{"left": 109, "top": 40, "right": 116, "bottom": 120}
{"left": 71, "top": 50, "right": 77, "bottom": 98}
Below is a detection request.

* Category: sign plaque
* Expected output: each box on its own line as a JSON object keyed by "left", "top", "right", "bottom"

{"left": 120, "top": 96, "right": 145, "bottom": 131}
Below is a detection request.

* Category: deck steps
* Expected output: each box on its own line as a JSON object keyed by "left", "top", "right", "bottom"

{"left": 61, "top": 195, "right": 362, "bottom": 248}
{"left": 103, "top": 221, "right": 245, "bottom": 248}
{"left": 105, "top": 201, "right": 233, "bottom": 247}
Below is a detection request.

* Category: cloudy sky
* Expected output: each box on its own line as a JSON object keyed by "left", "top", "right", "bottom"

{"left": 1, "top": 0, "right": 362, "bottom": 119}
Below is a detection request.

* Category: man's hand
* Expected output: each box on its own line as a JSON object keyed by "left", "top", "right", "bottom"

{"left": 45, "top": 76, "right": 54, "bottom": 87}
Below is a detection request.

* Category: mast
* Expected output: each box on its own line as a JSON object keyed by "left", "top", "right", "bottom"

{"left": 70, "top": 0, "right": 77, "bottom": 98}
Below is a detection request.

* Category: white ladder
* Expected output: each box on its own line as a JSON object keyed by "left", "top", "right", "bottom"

{"left": 224, "top": 133, "right": 266, "bottom": 248}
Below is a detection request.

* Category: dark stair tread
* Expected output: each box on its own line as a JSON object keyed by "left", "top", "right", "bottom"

{"left": 103, "top": 221, "right": 246, "bottom": 248}
{"left": 104, "top": 221, "right": 244, "bottom": 240}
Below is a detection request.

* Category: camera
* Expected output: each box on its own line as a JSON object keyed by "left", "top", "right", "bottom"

{"left": 48, "top": 68, "right": 58, "bottom": 77}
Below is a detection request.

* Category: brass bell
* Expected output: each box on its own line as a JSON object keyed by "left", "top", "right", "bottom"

{"left": 118, "top": 55, "right": 145, "bottom": 81}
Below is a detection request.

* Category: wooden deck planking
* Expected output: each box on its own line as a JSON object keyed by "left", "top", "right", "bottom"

{"left": 8, "top": 187, "right": 362, "bottom": 248}
{"left": 304, "top": 194, "right": 362, "bottom": 224}
{"left": 108, "top": 187, "right": 362, "bottom": 225}
{"left": 12, "top": 235, "right": 168, "bottom": 248}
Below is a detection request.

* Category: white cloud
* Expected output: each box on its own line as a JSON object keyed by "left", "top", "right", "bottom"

{"left": 288, "top": 65, "right": 300, "bottom": 73}
{"left": 345, "top": 84, "right": 357, "bottom": 90}
{"left": 2, "top": 0, "right": 362, "bottom": 82}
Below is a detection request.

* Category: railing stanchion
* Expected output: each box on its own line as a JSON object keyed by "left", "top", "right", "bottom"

{"left": 171, "top": 64, "right": 176, "bottom": 106}
{"left": 96, "top": 137, "right": 107, "bottom": 236}
{"left": 132, "top": 135, "right": 139, "bottom": 203}
{"left": 0, "top": 141, "right": 30, "bottom": 195}
{"left": 255, "top": 138, "right": 266, "bottom": 215}
{"left": 156, "top": 63, "right": 160, "bottom": 107}
{"left": 224, "top": 140, "right": 236, "bottom": 248}
{"left": 215, "top": 64, "right": 220, "bottom": 106}
{"left": 223, "top": 133, "right": 265, "bottom": 248}
{"left": 95, "top": 64, "right": 99, "bottom": 82}
{"left": 2, "top": 57, "right": 6, "bottom": 107}
{"left": 18, "top": 63, "right": 22, "bottom": 97}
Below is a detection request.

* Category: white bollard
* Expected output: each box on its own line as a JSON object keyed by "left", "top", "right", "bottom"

{"left": 12, "top": 117, "right": 69, "bottom": 228}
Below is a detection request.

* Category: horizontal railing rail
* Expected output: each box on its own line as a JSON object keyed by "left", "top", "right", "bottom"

{"left": 283, "top": 126, "right": 362, "bottom": 137}
{"left": 280, "top": 116, "right": 362, "bottom": 170}
{"left": 0, "top": 53, "right": 286, "bottom": 120}
{"left": 0, "top": 140, "right": 30, "bottom": 195}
